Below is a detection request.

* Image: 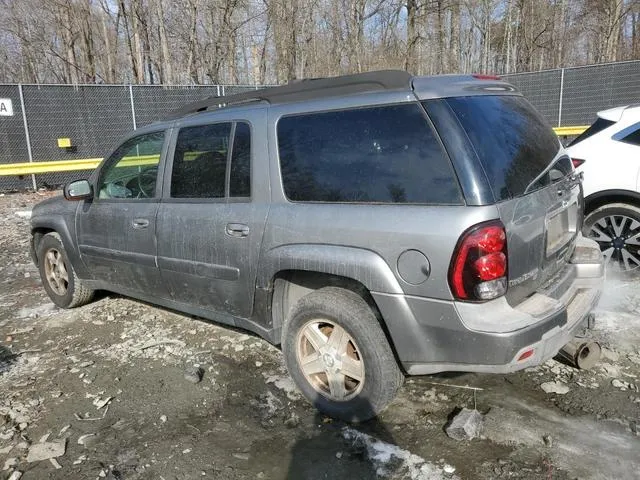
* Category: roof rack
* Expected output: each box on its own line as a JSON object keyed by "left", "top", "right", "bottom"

{"left": 169, "top": 70, "right": 413, "bottom": 119}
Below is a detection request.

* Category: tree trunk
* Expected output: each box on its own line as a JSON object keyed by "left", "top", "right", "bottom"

{"left": 405, "top": 0, "right": 418, "bottom": 73}
{"left": 156, "top": 0, "right": 172, "bottom": 84}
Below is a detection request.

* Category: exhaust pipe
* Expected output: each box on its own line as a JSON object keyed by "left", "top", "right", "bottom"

{"left": 557, "top": 339, "right": 601, "bottom": 370}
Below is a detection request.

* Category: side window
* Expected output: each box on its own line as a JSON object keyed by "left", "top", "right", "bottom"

{"left": 619, "top": 126, "right": 640, "bottom": 146}
{"left": 277, "top": 104, "right": 462, "bottom": 204}
{"left": 98, "top": 131, "right": 164, "bottom": 199}
{"left": 230, "top": 122, "right": 251, "bottom": 197}
{"left": 171, "top": 123, "right": 232, "bottom": 198}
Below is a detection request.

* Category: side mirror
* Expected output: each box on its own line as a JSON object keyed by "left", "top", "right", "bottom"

{"left": 64, "top": 180, "right": 93, "bottom": 201}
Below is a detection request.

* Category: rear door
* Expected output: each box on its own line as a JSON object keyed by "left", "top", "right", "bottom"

{"left": 441, "top": 95, "right": 580, "bottom": 305}
{"left": 156, "top": 113, "right": 269, "bottom": 319}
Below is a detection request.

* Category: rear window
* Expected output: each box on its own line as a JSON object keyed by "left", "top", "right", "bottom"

{"left": 445, "top": 96, "right": 560, "bottom": 201}
{"left": 569, "top": 118, "right": 616, "bottom": 146}
{"left": 277, "top": 103, "right": 463, "bottom": 204}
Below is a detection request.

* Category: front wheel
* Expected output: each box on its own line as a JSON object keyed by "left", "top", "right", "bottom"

{"left": 37, "top": 233, "right": 95, "bottom": 308}
{"left": 282, "top": 287, "right": 404, "bottom": 422}
{"left": 583, "top": 203, "right": 640, "bottom": 273}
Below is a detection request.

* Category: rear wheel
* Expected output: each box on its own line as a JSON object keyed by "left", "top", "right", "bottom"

{"left": 37, "top": 233, "right": 94, "bottom": 308}
{"left": 583, "top": 203, "right": 640, "bottom": 273}
{"left": 282, "top": 287, "right": 404, "bottom": 422}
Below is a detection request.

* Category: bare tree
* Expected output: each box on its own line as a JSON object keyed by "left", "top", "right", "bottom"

{"left": 0, "top": 0, "right": 638, "bottom": 85}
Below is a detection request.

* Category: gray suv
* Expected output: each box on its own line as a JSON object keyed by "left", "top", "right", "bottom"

{"left": 30, "top": 71, "right": 604, "bottom": 421}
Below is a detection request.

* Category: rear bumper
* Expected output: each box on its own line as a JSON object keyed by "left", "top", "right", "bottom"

{"left": 373, "top": 235, "right": 604, "bottom": 375}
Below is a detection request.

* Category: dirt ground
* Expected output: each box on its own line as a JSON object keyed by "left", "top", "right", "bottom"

{"left": 1, "top": 192, "right": 639, "bottom": 480}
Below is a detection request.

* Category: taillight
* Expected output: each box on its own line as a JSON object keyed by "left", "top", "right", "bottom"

{"left": 449, "top": 221, "right": 508, "bottom": 301}
{"left": 571, "top": 158, "right": 585, "bottom": 168}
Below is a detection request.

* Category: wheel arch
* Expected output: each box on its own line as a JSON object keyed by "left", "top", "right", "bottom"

{"left": 30, "top": 218, "right": 89, "bottom": 278}
{"left": 269, "top": 270, "right": 402, "bottom": 365}
{"left": 584, "top": 189, "right": 640, "bottom": 215}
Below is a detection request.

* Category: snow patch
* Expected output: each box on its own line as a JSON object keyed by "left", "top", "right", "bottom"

{"left": 342, "top": 427, "right": 458, "bottom": 480}
{"left": 263, "top": 373, "right": 301, "bottom": 400}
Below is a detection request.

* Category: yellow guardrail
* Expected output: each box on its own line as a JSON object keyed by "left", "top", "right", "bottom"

{"left": 0, "top": 128, "right": 589, "bottom": 177}
{"left": 554, "top": 126, "right": 589, "bottom": 136}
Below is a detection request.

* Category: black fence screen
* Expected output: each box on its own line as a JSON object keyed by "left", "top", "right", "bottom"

{"left": 1, "top": 60, "right": 639, "bottom": 191}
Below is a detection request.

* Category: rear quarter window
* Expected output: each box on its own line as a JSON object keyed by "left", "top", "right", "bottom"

{"left": 569, "top": 118, "right": 616, "bottom": 146}
{"left": 277, "top": 103, "right": 463, "bottom": 204}
{"left": 445, "top": 96, "right": 560, "bottom": 201}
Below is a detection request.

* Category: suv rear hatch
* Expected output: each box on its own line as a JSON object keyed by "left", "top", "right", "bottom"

{"left": 427, "top": 94, "right": 581, "bottom": 305}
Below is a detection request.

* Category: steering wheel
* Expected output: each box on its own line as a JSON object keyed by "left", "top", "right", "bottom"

{"left": 137, "top": 168, "right": 157, "bottom": 198}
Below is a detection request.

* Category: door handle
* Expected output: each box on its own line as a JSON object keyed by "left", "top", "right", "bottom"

{"left": 225, "top": 223, "right": 250, "bottom": 238}
{"left": 132, "top": 218, "right": 150, "bottom": 229}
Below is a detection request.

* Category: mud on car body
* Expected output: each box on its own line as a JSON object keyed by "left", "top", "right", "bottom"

{"left": 30, "top": 71, "right": 605, "bottom": 421}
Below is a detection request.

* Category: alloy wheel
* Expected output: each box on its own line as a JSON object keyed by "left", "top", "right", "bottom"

{"left": 587, "top": 214, "right": 640, "bottom": 272}
{"left": 295, "top": 319, "right": 365, "bottom": 402}
{"left": 43, "top": 248, "right": 69, "bottom": 296}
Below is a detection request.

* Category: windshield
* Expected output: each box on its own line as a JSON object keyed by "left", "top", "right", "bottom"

{"left": 444, "top": 95, "right": 560, "bottom": 201}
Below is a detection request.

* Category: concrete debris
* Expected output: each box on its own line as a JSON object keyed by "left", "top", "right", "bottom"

{"left": 8, "top": 471, "right": 22, "bottom": 480}
{"left": 283, "top": 413, "right": 300, "bottom": 429}
{"left": 612, "top": 379, "right": 637, "bottom": 391}
{"left": 602, "top": 348, "right": 620, "bottom": 362}
{"left": 3, "top": 458, "right": 18, "bottom": 471}
{"left": 14, "top": 210, "right": 32, "bottom": 219}
{"left": 232, "top": 453, "right": 250, "bottom": 461}
{"left": 58, "top": 425, "right": 71, "bottom": 436}
{"left": 49, "top": 458, "right": 62, "bottom": 469}
{"left": 443, "top": 464, "right": 456, "bottom": 474}
{"left": 445, "top": 408, "right": 484, "bottom": 441}
{"left": 93, "top": 396, "right": 113, "bottom": 410}
{"left": 77, "top": 434, "right": 97, "bottom": 447}
{"left": 26, "top": 440, "right": 66, "bottom": 463}
{"left": 540, "top": 381, "right": 570, "bottom": 394}
{"left": 160, "top": 415, "right": 167, "bottom": 423}
{"left": 543, "top": 434, "right": 553, "bottom": 447}
{"left": 184, "top": 366, "right": 204, "bottom": 384}
{"left": 0, "top": 445, "right": 13, "bottom": 454}
{"left": 39, "top": 433, "right": 50, "bottom": 443}
{"left": 601, "top": 363, "right": 621, "bottom": 378}
{"left": 73, "top": 455, "right": 87, "bottom": 465}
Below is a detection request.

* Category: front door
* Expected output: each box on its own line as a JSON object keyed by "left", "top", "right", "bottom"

{"left": 77, "top": 130, "right": 169, "bottom": 295}
{"left": 156, "top": 119, "right": 268, "bottom": 319}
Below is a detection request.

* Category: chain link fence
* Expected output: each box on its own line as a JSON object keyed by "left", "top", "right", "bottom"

{"left": 1, "top": 60, "right": 639, "bottom": 192}
{"left": 503, "top": 60, "right": 640, "bottom": 126}
{"left": 0, "top": 84, "right": 258, "bottom": 191}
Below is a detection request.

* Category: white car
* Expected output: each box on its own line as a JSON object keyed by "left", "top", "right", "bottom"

{"left": 566, "top": 104, "right": 640, "bottom": 272}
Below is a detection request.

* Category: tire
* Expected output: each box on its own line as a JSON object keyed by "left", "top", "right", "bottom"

{"left": 37, "top": 233, "right": 94, "bottom": 308}
{"left": 282, "top": 287, "right": 404, "bottom": 422}
{"left": 583, "top": 202, "right": 640, "bottom": 273}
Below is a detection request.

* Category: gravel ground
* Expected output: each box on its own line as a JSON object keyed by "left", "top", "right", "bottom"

{"left": 1, "top": 192, "right": 639, "bottom": 480}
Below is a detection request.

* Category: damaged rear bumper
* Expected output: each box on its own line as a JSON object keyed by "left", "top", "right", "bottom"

{"left": 373, "top": 235, "right": 605, "bottom": 375}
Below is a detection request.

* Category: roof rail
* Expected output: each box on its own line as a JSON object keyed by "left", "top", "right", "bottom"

{"left": 169, "top": 70, "right": 413, "bottom": 119}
